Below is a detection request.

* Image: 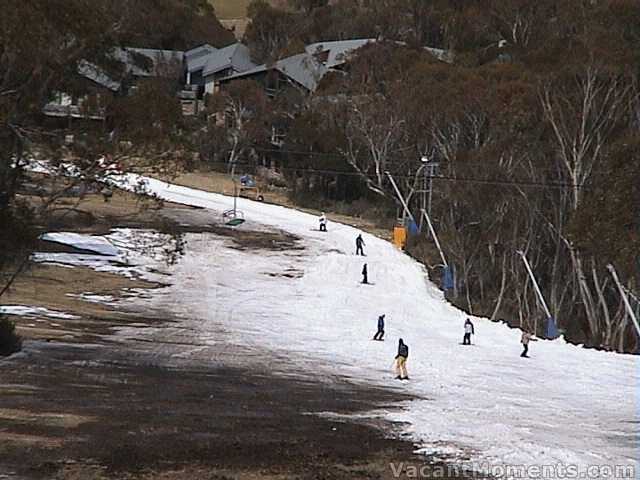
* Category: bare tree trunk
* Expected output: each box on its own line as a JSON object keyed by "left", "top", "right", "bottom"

{"left": 490, "top": 252, "right": 508, "bottom": 321}
{"left": 568, "top": 243, "right": 599, "bottom": 341}
{"left": 592, "top": 260, "right": 611, "bottom": 346}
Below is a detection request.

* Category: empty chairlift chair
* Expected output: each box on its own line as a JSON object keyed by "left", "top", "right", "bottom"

{"left": 223, "top": 179, "right": 246, "bottom": 226}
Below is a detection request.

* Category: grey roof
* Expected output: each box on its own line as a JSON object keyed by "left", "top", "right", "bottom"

{"left": 273, "top": 53, "right": 327, "bottom": 91}
{"left": 219, "top": 39, "right": 374, "bottom": 92}
{"left": 220, "top": 53, "right": 327, "bottom": 92}
{"left": 113, "top": 47, "right": 184, "bottom": 77}
{"left": 424, "top": 46, "right": 453, "bottom": 63}
{"left": 186, "top": 52, "right": 213, "bottom": 73}
{"left": 77, "top": 60, "right": 121, "bottom": 91}
{"left": 185, "top": 44, "right": 216, "bottom": 60}
{"left": 202, "top": 43, "right": 256, "bottom": 77}
{"left": 305, "top": 39, "right": 374, "bottom": 68}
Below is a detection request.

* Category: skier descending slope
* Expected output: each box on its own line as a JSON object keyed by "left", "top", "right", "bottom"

{"left": 373, "top": 314, "right": 385, "bottom": 341}
{"left": 361, "top": 263, "right": 368, "bottom": 284}
{"left": 463, "top": 318, "right": 475, "bottom": 345}
{"left": 395, "top": 339, "right": 409, "bottom": 380}
{"left": 355, "top": 234, "right": 365, "bottom": 255}
{"left": 319, "top": 212, "right": 327, "bottom": 232}
{"left": 520, "top": 330, "right": 537, "bottom": 357}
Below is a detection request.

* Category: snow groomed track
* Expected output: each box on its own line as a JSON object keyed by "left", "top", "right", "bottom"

{"left": 103, "top": 173, "right": 640, "bottom": 476}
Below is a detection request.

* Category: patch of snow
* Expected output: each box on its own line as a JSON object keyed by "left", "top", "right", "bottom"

{"left": 0, "top": 305, "right": 79, "bottom": 320}
{"left": 40, "top": 232, "right": 120, "bottom": 256}
{"left": 70, "top": 293, "right": 117, "bottom": 304}
{"left": 33, "top": 229, "right": 178, "bottom": 284}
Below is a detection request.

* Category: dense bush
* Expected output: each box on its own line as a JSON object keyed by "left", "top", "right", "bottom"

{"left": 0, "top": 315, "right": 22, "bottom": 357}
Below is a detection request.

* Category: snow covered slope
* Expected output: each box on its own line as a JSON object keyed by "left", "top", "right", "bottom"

{"left": 111, "top": 173, "right": 639, "bottom": 476}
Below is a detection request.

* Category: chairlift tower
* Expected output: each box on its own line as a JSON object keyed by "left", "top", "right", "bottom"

{"left": 419, "top": 155, "right": 439, "bottom": 234}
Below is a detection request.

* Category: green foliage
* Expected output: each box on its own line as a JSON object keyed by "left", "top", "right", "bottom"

{"left": 245, "top": 1, "right": 299, "bottom": 62}
{"left": 0, "top": 315, "right": 22, "bottom": 357}
{"left": 121, "top": 0, "right": 235, "bottom": 49}
{"left": 200, "top": 80, "right": 271, "bottom": 168}
{"left": 0, "top": 201, "right": 36, "bottom": 274}
{"left": 110, "top": 79, "right": 184, "bottom": 147}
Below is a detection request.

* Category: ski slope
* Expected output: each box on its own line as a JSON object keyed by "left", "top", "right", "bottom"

{"left": 106, "top": 173, "right": 639, "bottom": 476}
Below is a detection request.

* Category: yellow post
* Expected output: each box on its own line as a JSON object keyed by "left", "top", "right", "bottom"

{"left": 393, "top": 226, "right": 407, "bottom": 250}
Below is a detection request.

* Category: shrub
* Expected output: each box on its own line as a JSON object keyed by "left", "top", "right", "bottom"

{"left": 0, "top": 315, "right": 22, "bottom": 356}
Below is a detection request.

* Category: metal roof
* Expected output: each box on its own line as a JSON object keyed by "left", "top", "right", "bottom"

{"left": 201, "top": 43, "right": 255, "bottom": 77}
{"left": 219, "top": 39, "right": 373, "bottom": 92}
{"left": 113, "top": 48, "right": 184, "bottom": 77}
{"left": 185, "top": 44, "right": 216, "bottom": 60}
{"left": 77, "top": 60, "right": 121, "bottom": 91}
{"left": 219, "top": 53, "right": 327, "bottom": 91}
{"left": 305, "top": 39, "right": 374, "bottom": 68}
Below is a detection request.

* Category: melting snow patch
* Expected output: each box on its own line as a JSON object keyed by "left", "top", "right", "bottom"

{"left": 68, "top": 293, "right": 117, "bottom": 305}
{"left": 0, "top": 305, "right": 79, "bottom": 320}
{"left": 33, "top": 229, "right": 180, "bottom": 284}
{"left": 40, "top": 232, "right": 120, "bottom": 256}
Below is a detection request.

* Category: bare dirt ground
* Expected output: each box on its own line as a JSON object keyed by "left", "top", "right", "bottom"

{"left": 0, "top": 176, "right": 462, "bottom": 479}
{"left": 0, "top": 339, "right": 431, "bottom": 480}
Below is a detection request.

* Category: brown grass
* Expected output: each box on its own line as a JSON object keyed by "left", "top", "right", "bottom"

{"left": 209, "top": 0, "right": 252, "bottom": 19}
{"left": 2, "top": 263, "right": 158, "bottom": 342}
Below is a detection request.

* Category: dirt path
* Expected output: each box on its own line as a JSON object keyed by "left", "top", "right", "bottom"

{"left": 0, "top": 330, "right": 439, "bottom": 480}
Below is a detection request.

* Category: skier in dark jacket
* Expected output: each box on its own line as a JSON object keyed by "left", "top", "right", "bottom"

{"left": 361, "top": 263, "right": 368, "bottom": 284}
{"left": 373, "top": 314, "right": 385, "bottom": 341}
{"left": 463, "top": 318, "right": 475, "bottom": 345}
{"left": 319, "top": 212, "right": 327, "bottom": 232}
{"left": 395, "top": 339, "right": 409, "bottom": 380}
{"left": 355, "top": 234, "right": 365, "bottom": 256}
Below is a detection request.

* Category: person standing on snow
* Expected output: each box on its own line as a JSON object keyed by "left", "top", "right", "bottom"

{"left": 463, "top": 318, "right": 475, "bottom": 345}
{"left": 319, "top": 212, "right": 327, "bottom": 232}
{"left": 355, "top": 234, "right": 365, "bottom": 256}
{"left": 373, "top": 314, "right": 385, "bottom": 341}
{"left": 395, "top": 338, "right": 409, "bottom": 380}
{"left": 520, "top": 330, "right": 537, "bottom": 357}
{"left": 361, "top": 263, "right": 369, "bottom": 284}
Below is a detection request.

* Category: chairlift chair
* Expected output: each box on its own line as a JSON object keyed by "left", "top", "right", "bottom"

{"left": 223, "top": 209, "right": 245, "bottom": 226}
{"left": 222, "top": 179, "right": 246, "bottom": 226}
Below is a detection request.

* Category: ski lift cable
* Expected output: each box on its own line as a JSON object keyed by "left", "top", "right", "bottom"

{"left": 202, "top": 159, "right": 592, "bottom": 191}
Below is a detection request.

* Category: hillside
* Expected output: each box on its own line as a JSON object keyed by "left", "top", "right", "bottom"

{"left": 209, "top": 0, "right": 252, "bottom": 18}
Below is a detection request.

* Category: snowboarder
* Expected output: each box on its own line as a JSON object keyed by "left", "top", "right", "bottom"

{"left": 373, "top": 314, "right": 385, "bottom": 341}
{"left": 463, "top": 318, "right": 475, "bottom": 345}
{"left": 355, "top": 234, "right": 365, "bottom": 256}
{"left": 319, "top": 212, "right": 327, "bottom": 232}
{"left": 395, "top": 338, "right": 409, "bottom": 380}
{"left": 361, "top": 263, "right": 368, "bottom": 284}
{"left": 520, "top": 330, "right": 537, "bottom": 357}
